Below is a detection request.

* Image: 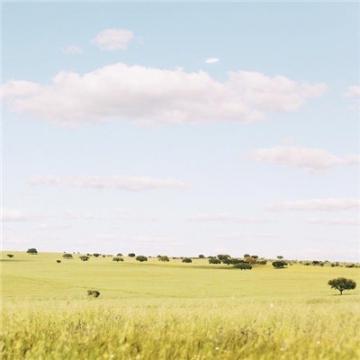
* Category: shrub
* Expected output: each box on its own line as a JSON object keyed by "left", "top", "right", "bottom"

{"left": 182, "top": 257, "right": 192, "bottom": 263}
{"left": 26, "top": 248, "right": 38, "bottom": 254}
{"left": 158, "top": 256, "right": 170, "bottom": 262}
{"left": 257, "top": 260, "right": 267, "bottom": 265}
{"left": 116, "top": 253, "right": 123, "bottom": 257}
{"left": 198, "top": 254, "right": 205, "bottom": 259}
{"left": 345, "top": 264, "right": 355, "bottom": 268}
{"left": 328, "top": 278, "right": 356, "bottom": 295}
{"left": 87, "top": 290, "right": 100, "bottom": 298}
{"left": 233, "top": 263, "right": 252, "bottom": 270}
{"left": 272, "top": 260, "right": 288, "bottom": 269}
{"left": 128, "top": 253, "right": 136, "bottom": 257}
{"left": 80, "top": 255, "right": 89, "bottom": 261}
{"left": 277, "top": 256, "right": 284, "bottom": 260}
{"left": 62, "top": 253, "right": 73, "bottom": 259}
{"left": 7, "top": 254, "right": 14, "bottom": 258}
{"left": 208, "top": 257, "right": 221, "bottom": 264}
{"left": 93, "top": 253, "right": 101, "bottom": 257}
{"left": 112, "top": 257, "right": 124, "bottom": 262}
{"left": 136, "top": 255, "right": 148, "bottom": 262}
{"left": 217, "top": 254, "right": 231, "bottom": 262}
{"left": 56, "top": 260, "right": 61, "bottom": 263}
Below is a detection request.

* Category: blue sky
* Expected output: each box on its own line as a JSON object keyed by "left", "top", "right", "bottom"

{"left": 1, "top": 2, "right": 359, "bottom": 260}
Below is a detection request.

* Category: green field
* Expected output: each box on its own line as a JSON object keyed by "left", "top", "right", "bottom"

{"left": 1, "top": 252, "right": 359, "bottom": 359}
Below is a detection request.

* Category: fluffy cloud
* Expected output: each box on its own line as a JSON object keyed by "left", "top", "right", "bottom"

{"left": 29, "top": 176, "right": 187, "bottom": 191}
{"left": 62, "top": 45, "right": 82, "bottom": 55}
{"left": 0, "top": 63, "right": 327, "bottom": 126}
{"left": 253, "top": 145, "right": 360, "bottom": 171}
{"left": 1, "top": 209, "right": 29, "bottom": 222}
{"left": 307, "top": 218, "right": 360, "bottom": 226}
{"left": 345, "top": 85, "right": 360, "bottom": 99}
{"left": 188, "top": 213, "right": 271, "bottom": 223}
{"left": 92, "top": 29, "right": 134, "bottom": 50}
{"left": 205, "top": 57, "right": 219, "bottom": 64}
{"left": 269, "top": 198, "right": 360, "bottom": 211}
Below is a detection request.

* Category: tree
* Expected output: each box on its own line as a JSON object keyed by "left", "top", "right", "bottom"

{"left": 182, "top": 257, "right": 192, "bottom": 263}
{"left": 208, "top": 257, "right": 221, "bottom": 264}
{"left": 272, "top": 260, "right": 287, "bottom": 269}
{"left": 62, "top": 253, "right": 73, "bottom": 259}
{"left": 56, "top": 260, "right": 61, "bottom": 263}
{"left": 93, "top": 253, "right": 101, "bottom": 257}
{"left": 80, "top": 255, "right": 89, "bottom": 261}
{"left": 87, "top": 290, "right": 100, "bottom": 298}
{"left": 233, "top": 263, "right": 252, "bottom": 270}
{"left": 27, "top": 248, "right": 38, "bottom": 254}
{"left": 198, "top": 254, "right": 205, "bottom": 259}
{"left": 277, "top": 255, "right": 284, "bottom": 260}
{"left": 128, "top": 253, "right": 136, "bottom": 257}
{"left": 328, "top": 278, "right": 356, "bottom": 295}
{"left": 136, "top": 255, "right": 148, "bottom": 262}
{"left": 116, "top": 253, "right": 123, "bottom": 257}
{"left": 7, "top": 254, "right": 14, "bottom": 258}
{"left": 158, "top": 256, "right": 170, "bottom": 262}
{"left": 112, "top": 256, "right": 124, "bottom": 262}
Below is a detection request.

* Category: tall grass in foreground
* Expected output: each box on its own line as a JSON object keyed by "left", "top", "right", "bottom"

{"left": 1, "top": 299, "right": 359, "bottom": 360}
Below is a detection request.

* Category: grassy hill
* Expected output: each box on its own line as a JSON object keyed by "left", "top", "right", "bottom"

{"left": 1, "top": 251, "right": 359, "bottom": 359}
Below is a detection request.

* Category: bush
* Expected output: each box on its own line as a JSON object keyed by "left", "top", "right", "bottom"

{"left": 80, "top": 255, "right": 89, "bottom": 261}
{"left": 87, "top": 290, "right": 100, "bottom": 298}
{"left": 136, "top": 255, "right": 148, "bottom": 262}
{"left": 182, "top": 257, "right": 192, "bottom": 263}
{"left": 26, "top": 248, "right": 38, "bottom": 254}
{"left": 328, "top": 278, "right": 356, "bottom": 295}
{"left": 208, "top": 257, "right": 221, "bottom": 264}
{"left": 116, "top": 253, "right": 123, "bottom": 257}
{"left": 7, "top": 254, "right": 14, "bottom": 258}
{"left": 62, "top": 253, "right": 73, "bottom": 259}
{"left": 93, "top": 253, "right": 101, "bottom": 257}
{"left": 272, "top": 260, "right": 288, "bottom": 269}
{"left": 233, "top": 263, "right": 252, "bottom": 270}
{"left": 158, "top": 256, "right": 170, "bottom": 262}
{"left": 56, "top": 260, "right": 61, "bottom": 263}
{"left": 257, "top": 260, "right": 267, "bottom": 265}
{"left": 345, "top": 264, "right": 355, "bottom": 268}
{"left": 217, "top": 254, "right": 231, "bottom": 262}
{"left": 112, "top": 257, "right": 124, "bottom": 262}
{"left": 128, "top": 253, "right": 136, "bottom": 257}
{"left": 198, "top": 254, "right": 205, "bottom": 259}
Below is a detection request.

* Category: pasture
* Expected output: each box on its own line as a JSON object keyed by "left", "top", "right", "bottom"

{"left": 1, "top": 251, "right": 360, "bottom": 359}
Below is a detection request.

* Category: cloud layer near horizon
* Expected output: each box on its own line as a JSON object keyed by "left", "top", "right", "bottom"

{"left": 269, "top": 198, "right": 360, "bottom": 211}
{"left": 29, "top": 175, "right": 187, "bottom": 191}
{"left": 0, "top": 63, "right": 326, "bottom": 125}
{"left": 253, "top": 145, "right": 360, "bottom": 171}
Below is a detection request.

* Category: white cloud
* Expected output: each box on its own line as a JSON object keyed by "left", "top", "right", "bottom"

{"left": 188, "top": 213, "right": 271, "bottom": 223}
{"left": 252, "top": 145, "right": 360, "bottom": 171}
{"left": 1, "top": 209, "right": 29, "bottom": 222}
{"left": 345, "top": 85, "right": 360, "bottom": 99}
{"left": 0, "top": 63, "right": 327, "bottom": 126}
{"left": 29, "top": 176, "right": 187, "bottom": 191}
{"left": 92, "top": 29, "right": 134, "bottom": 50}
{"left": 308, "top": 218, "right": 360, "bottom": 226}
{"left": 62, "top": 45, "right": 82, "bottom": 55}
{"left": 269, "top": 198, "right": 360, "bottom": 211}
{"left": 205, "top": 57, "right": 219, "bottom": 64}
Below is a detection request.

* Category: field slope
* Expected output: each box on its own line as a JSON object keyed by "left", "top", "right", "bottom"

{"left": 1, "top": 252, "right": 360, "bottom": 359}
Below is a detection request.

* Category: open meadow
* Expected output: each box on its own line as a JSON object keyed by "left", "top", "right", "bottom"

{"left": 1, "top": 251, "right": 359, "bottom": 359}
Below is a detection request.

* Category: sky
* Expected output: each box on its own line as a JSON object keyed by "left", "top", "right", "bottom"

{"left": 1, "top": 2, "right": 359, "bottom": 261}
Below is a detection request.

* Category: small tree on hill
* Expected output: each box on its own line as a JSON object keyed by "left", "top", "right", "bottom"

{"left": 208, "top": 257, "right": 221, "bottom": 264}
{"left": 328, "top": 278, "right": 356, "bottom": 295}
{"left": 182, "top": 257, "right": 192, "bottom": 263}
{"left": 27, "top": 248, "right": 38, "bottom": 254}
{"left": 272, "top": 260, "right": 287, "bottom": 269}
{"left": 112, "top": 256, "right": 124, "bottom": 262}
{"left": 136, "top": 255, "right": 148, "bottom": 262}
{"left": 233, "top": 263, "right": 252, "bottom": 270}
{"left": 158, "top": 256, "right": 170, "bottom": 262}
